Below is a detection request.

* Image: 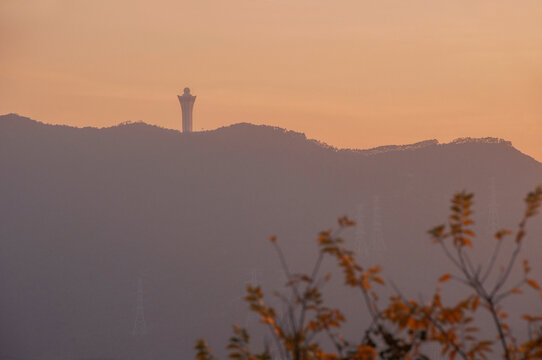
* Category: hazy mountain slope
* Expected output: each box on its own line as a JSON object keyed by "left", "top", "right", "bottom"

{"left": 1, "top": 113, "right": 541, "bottom": 360}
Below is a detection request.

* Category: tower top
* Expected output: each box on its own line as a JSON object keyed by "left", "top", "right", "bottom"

{"left": 183, "top": 87, "right": 191, "bottom": 95}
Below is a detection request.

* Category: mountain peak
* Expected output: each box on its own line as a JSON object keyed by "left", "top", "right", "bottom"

{"left": 450, "top": 137, "right": 512, "bottom": 146}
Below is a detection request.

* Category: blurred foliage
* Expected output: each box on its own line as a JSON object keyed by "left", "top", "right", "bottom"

{"left": 196, "top": 187, "right": 542, "bottom": 360}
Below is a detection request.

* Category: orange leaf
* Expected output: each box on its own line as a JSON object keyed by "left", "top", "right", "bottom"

{"left": 526, "top": 279, "right": 540, "bottom": 290}
{"left": 361, "top": 277, "right": 371, "bottom": 290}
{"left": 439, "top": 274, "right": 452, "bottom": 283}
{"left": 471, "top": 296, "right": 480, "bottom": 310}
{"left": 523, "top": 259, "right": 531, "bottom": 274}
{"left": 462, "top": 238, "right": 473, "bottom": 247}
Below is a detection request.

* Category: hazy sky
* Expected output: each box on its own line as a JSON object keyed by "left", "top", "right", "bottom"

{"left": 1, "top": 0, "right": 541, "bottom": 160}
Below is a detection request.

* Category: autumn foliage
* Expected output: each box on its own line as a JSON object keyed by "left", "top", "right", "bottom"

{"left": 196, "top": 187, "right": 542, "bottom": 360}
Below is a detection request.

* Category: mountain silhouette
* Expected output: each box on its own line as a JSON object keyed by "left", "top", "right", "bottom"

{"left": 1, "top": 113, "right": 541, "bottom": 360}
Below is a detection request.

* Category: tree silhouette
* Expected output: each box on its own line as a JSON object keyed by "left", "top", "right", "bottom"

{"left": 196, "top": 187, "right": 542, "bottom": 360}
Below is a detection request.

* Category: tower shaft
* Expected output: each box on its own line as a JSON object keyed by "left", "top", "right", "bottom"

{"left": 178, "top": 88, "right": 196, "bottom": 132}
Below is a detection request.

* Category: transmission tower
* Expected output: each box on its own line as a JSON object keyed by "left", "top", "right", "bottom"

{"left": 243, "top": 268, "right": 262, "bottom": 328}
{"left": 488, "top": 176, "right": 499, "bottom": 236}
{"left": 355, "top": 202, "right": 368, "bottom": 261}
{"left": 245, "top": 268, "right": 261, "bottom": 287}
{"left": 133, "top": 278, "right": 147, "bottom": 336}
{"left": 372, "top": 195, "right": 386, "bottom": 257}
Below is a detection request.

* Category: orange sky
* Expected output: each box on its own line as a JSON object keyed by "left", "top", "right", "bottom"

{"left": 1, "top": 0, "right": 541, "bottom": 160}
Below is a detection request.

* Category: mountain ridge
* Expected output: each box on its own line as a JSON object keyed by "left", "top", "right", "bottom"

{"left": 1, "top": 113, "right": 529, "bottom": 160}
{"left": 1, "top": 112, "right": 542, "bottom": 359}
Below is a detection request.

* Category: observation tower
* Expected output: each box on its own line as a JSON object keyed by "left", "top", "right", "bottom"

{"left": 177, "top": 87, "right": 196, "bottom": 132}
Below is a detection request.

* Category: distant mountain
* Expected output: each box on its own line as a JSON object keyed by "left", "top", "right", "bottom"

{"left": 1, "top": 113, "right": 541, "bottom": 360}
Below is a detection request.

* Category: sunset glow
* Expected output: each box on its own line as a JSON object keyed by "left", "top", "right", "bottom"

{"left": 1, "top": 0, "right": 541, "bottom": 159}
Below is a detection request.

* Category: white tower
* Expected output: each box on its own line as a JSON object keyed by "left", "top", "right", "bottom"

{"left": 177, "top": 87, "right": 196, "bottom": 132}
